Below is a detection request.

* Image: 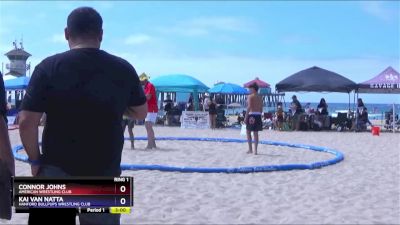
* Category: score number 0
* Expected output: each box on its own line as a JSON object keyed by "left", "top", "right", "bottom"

{"left": 120, "top": 185, "right": 126, "bottom": 205}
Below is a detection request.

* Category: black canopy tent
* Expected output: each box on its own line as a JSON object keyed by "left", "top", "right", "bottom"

{"left": 276, "top": 66, "right": 357, "bottom": 109}
{"left": 276, "top": 66, "right": 357, "bottom": 93}
{"left": 276, "top": 66, "right": 358, "bottom": 129}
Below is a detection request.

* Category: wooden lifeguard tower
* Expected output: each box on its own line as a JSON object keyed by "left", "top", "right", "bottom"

{"left": 4, "top": 40, "right": 31, "bottom": 77}
{"left": 2, "top": 40, "right": 32, "bottom": 111}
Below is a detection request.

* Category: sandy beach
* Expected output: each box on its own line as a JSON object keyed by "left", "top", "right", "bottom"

{"left": 2, "top": 126, "right": 400, "bottom": 224}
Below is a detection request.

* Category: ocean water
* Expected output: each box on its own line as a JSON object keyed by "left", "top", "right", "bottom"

{"left": 226, "top": 103, "right": 400, "bottom": 121}
{"left": 303, "top": 103, "right": 399, "bottom": 120}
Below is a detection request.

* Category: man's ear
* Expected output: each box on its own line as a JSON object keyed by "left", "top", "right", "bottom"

{"left": 64, "top": 27, "right": 69, "bottom": 41}
{"left": 99, "top": 29, "right": 103, "bottom": 42}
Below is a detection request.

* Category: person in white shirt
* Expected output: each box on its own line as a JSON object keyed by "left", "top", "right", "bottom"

{"left": 203, "top": 93, "right": 210, "bottom": 112}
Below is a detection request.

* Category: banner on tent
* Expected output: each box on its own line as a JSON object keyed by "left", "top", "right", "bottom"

{"left": 369, "top": 83, "right": 400, "bottom": 89}
{"left": 181, "top": 111, "right": 209, "bottom": 129}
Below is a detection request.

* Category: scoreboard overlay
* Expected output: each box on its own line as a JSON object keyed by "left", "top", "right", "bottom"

{"left": 12, "top": 177, "right": 133, "bottom": 214}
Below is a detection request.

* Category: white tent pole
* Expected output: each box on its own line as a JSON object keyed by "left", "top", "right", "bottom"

{"left": 355, "top": 92, "right": 359, "bottom": 131}
{"left": 353, "top": 90, "right": 356, "bottom": 117}
{"left": 393, "top": 103, "right": 395, "bottom": 133}
{"left": 348, "top": 92, "right": 351, "bottom": 111}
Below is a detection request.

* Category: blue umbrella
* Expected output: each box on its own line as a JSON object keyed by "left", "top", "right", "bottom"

{"left": 208, "top": 83, "right": 249, "bottom": 95}
{"left": 4, "top": 76, "right": 30, "bottom": 90}
{"left": 150, "top": 74, "right": 209, "bottom": 93}
{"left": 150, "top": 74, "right": 209, "bottom": 111}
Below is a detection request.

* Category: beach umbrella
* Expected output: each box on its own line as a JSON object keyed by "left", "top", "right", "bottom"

{"left": 244, "top": 77, "right": 270, "bottom": 88}
{"left": 4, "top": 76, "right": 30, "bottom": 90}
{"left": 209, "top": 83, "right": 249, "bottom": 95}
{"left": 244, "top": 77, "right": 272, "bottom": 95}
{"left": 150, "top": 74, "right": 209, "bottom": 93}
{"left": 150, "top": 74, "right": 209, "bottom": 111}
{"left": 2, "top": 75, "right": 17, "bottom": 81}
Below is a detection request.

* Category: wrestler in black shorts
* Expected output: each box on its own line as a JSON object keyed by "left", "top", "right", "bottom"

{"left": 246, "top": 113, "right": 263, "bottom": 132}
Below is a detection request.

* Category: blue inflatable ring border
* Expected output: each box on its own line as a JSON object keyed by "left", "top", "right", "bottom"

{"left": 12, "top": 136, "right": 344, "bottom": 173}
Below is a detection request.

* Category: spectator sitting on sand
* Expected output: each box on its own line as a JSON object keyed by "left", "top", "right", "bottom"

{"left": 164, "top": 96, "right": 173, "bottom": 113}
{"left": 317, "top": 98, "right": 329, "bottom": 115}
{"left": 304, "top": 102, "right": 311, "bottom": 114}
{"left": 237, "top": 110, "right": 245, "bottom": 124}
{"left": 355, "top": 98, "right": 372, "bottom": 130}
{"left": 357, "top": 107, "right": 372, "bottom": 130}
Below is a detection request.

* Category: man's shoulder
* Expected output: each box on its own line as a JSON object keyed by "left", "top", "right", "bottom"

{"left": 39, "top": 50, "right": 136, "bottom": 74}
{"left": 38, "top": 51, "right": 68, "bottom": 66}
{"left": 102, "top": 51, "right": 133, "bottom": 68}
{"left": 37, "top": 50, "right": 79, "bottom": 68}
{"left": 43, "top": 49, "right": 133, "bottom": 65}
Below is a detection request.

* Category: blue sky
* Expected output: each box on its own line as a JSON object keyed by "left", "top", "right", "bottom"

{"left": 0, "top": 1, "right": 399, "bottom": 104}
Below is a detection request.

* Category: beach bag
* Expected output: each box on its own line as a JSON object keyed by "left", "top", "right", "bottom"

{"left": 240, "top": 124, "right": 247, "bottom": 136}
{"left": 240, "top": 124, "right": 254, "bottom": 137}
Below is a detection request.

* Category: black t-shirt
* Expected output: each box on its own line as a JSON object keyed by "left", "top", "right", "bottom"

{"left": 209, "top": 103, "right": 217, "bottom": 115}
{"left": 20, "top": 48, "right": 146, "bottom": 176}
{"left": 357, "top": 106, "right": 368, "bottom": 122}
{"left": 0, "top": 72, "right": 6, "bottom": 122}
{"left": 292, "top": 99, "right": 302, "bottom": 113}
{"left": 317, "top": 103, "right": 328, "bottom": 115}
{"left": 164, "top": 100, "right": 173, "bottom": 112}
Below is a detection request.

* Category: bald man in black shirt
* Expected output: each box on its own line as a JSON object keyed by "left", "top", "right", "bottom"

{"left": 19, "top": 7, "right": 147, "bottom": 225}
